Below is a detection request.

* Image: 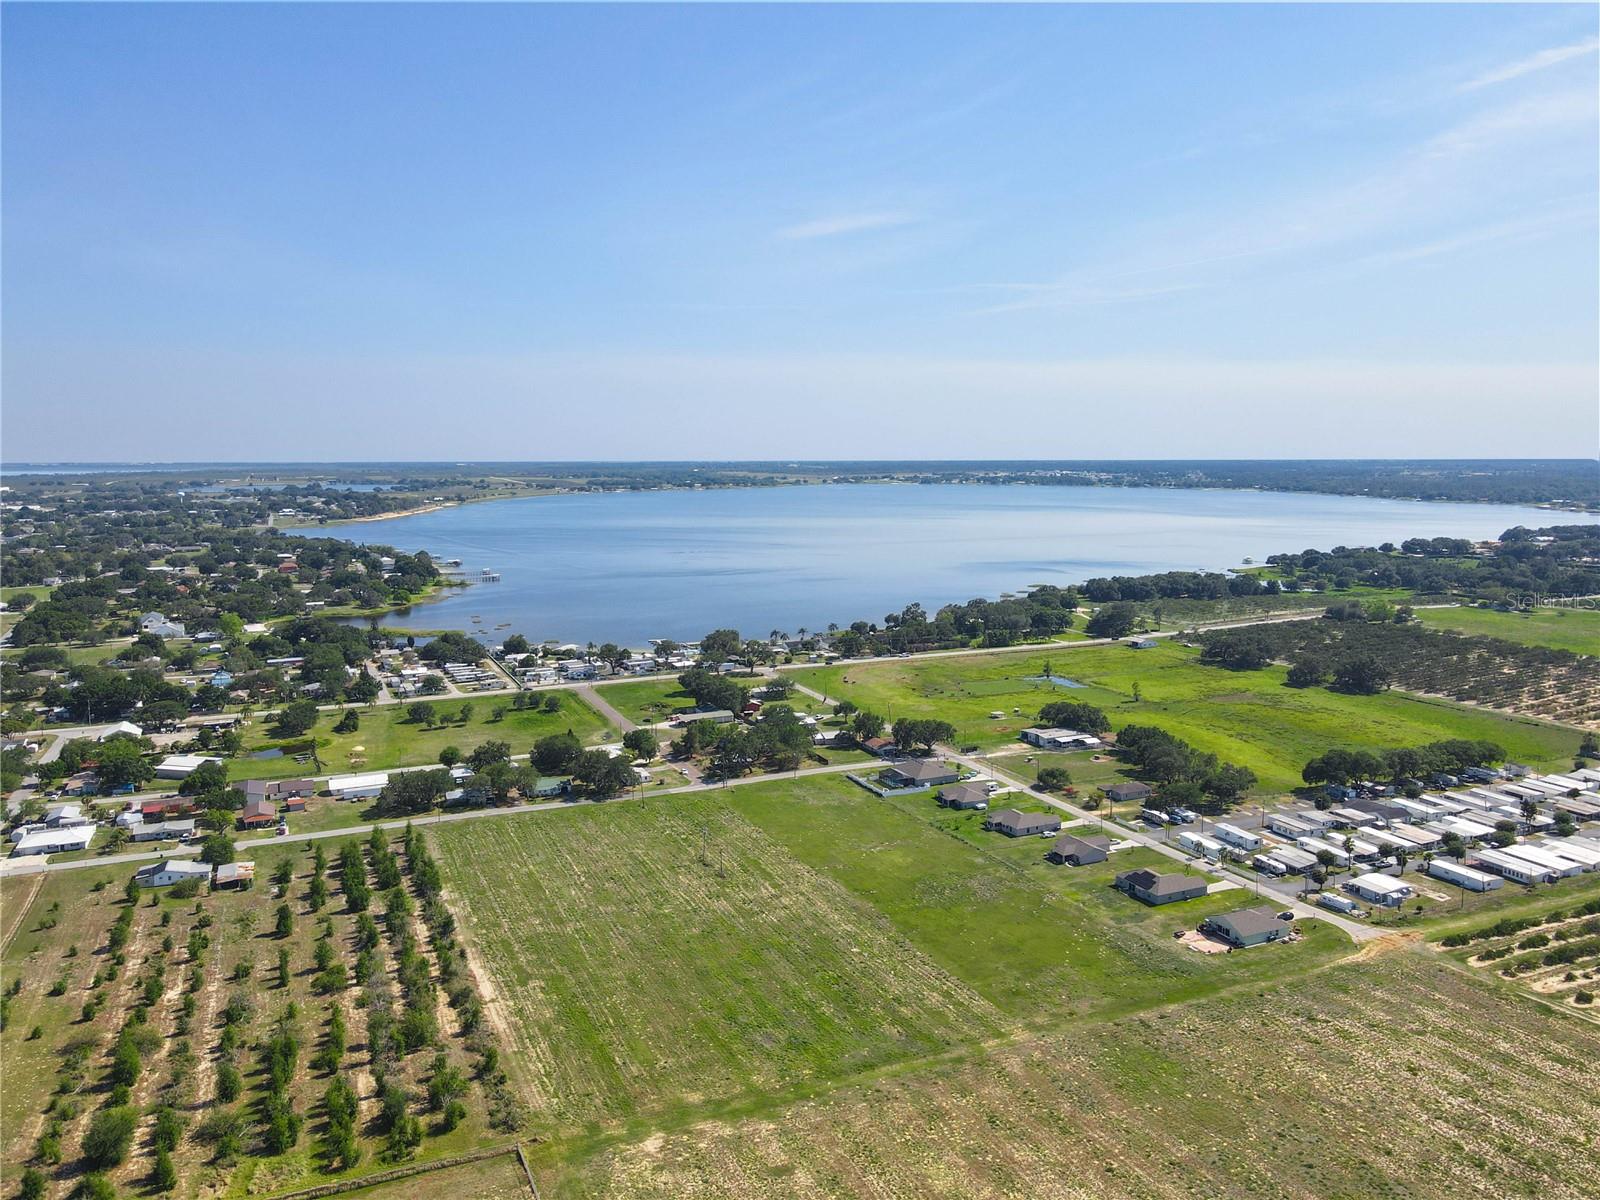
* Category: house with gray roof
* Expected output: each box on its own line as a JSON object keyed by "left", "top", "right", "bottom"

{"left": 882, "top": 760, "right": 959, "bottom": 789}
{"left": 984, "top": 808, "right": 1062, "bottom": 838}
{"left": 1114, "top": 867, "right": 1207, "bottom": 905}
{"left": 937, "top": 781, "right": 991, "bottom": 810}
{"left": 1046, "top": 833, "right": 1111, "bottom": 865}
{"left": 1202, "top": 906, "right": 1288, "bottom": 947}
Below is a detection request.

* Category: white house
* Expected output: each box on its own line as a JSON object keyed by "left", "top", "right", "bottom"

{"left": 1019, "top": 728, "right": 1103, "bottom": 751}
{"left": 97, "top": 721, "right": 144, "bottom": 741}
{"left": 1344, "top": 872, "right": 1413, "bottom": 907}
{"left": 155, "top": 754, "right": 222, "bottom": 780}
{"left": 1426, "top": 859, "right": 1502, "bottom": 892}
{"left": 139, "top": 612, "right": 187, "bottom": 638}
{"left": 11, "top": 826, "right": 96, "bottom": 857}
{"left": 134, "top": 859, "right": 212, "bottom": 888}
{"left": 328, "top": 772, "right": 389, "bottom": 800}
{"left": 1213, "top": 823, "right": 1263, "bottom": 851}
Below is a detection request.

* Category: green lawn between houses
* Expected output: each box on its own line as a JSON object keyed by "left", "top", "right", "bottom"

{"left": 227, "top": 691, "right": 616, "bottom": 780}
{"left": 1415, "top": 604, "right": 1600, "bottom": 655}
{"left": 790, "top": 640, "right": 1584, "bottom": 793}
{"left": 432, "top": 773, "right": 1350, "bottom": 1144}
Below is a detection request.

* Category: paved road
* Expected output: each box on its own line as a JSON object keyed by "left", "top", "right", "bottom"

{"left": 0, "top": 757, "right": 870, "bottom": 878}
{"left": 575, "top": 684, "right": 637, "bottom": 732}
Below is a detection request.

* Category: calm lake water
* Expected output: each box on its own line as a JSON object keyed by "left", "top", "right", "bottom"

{"left": 292, "top": 484, "right": 1590, "bottom": 645}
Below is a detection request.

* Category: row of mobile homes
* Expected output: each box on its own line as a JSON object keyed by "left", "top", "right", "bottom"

{"left": 1386, "top": 823, "right": 1442, "bottom": 850}
{"left": 1472, "top": 848, "right": 1556, "bottom": 885}
{"left": 1213, "top": 823, "right": 1262, "bottom": 852}
{"left": 1427, "top": 858, "right": 1502, "bottom": 891}
{"left": 1498, "top": 843, "right": 1585, "bottom": 878}
{"left": 1344, "top": 872, "right": 1413, "bottom": 907}
{"left": 1256, "top": 845, "right": 1318, "bottom": 875}
{"left": 1296, "top": 836, "right": 1351, "bottom": 867}
{"left": 1176, "top": 830, "right": 1226, "bottom": 860}
{"left": 1543, "top": 837, "right": 1600, "bottom": 869}
{"left": 1268, "top": 813, "right": 1315, "bottom": 839}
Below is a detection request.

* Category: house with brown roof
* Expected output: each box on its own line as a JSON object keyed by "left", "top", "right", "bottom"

{"left": 239, "top": 798, "right": 277, "bottom": 829}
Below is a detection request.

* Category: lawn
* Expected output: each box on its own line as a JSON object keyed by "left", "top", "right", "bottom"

{"left": 791, "top": 640, "right": 1585, "bottom": 792}
{"left": 536, "top": 953, "right": 1600, "bottom": 1199}
{"left": 1416, "top": 604, "right": 1600, "bottom": 655}
{"left": 228, "top": 692, "right": 616, "bottom": 780}
{"left": 591, "top": 678, "right": 699, "bottom": 726}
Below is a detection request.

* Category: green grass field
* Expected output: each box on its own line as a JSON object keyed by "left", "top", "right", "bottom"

{"left": 229, "top": 692, "right": 616, "bottom": 780}
{"left": 591, "top": 679, "right": 701, "bottom": 726}
{"left": 430, "top": 795, "right": 990, "bottom": 1134}
{"left": 1416, "top": 604, "right": 1600, "bottom": 654}
{"left": 538, "top": 954, "right": 1600, "bottom": 1199}
{"left": 434, "top": 775, "right": 1350, "bottom": 1148}
{"left": 791, "top": 640, "right": 1584, "bottom": 792}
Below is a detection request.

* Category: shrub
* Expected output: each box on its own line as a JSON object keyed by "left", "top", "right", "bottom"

{"left": 81, "top": 1105, "right": 138, "bottom": 1168}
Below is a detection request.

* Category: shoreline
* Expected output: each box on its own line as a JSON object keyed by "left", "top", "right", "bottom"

{"left": 276, "top": 501, "right": 458, "bottom": 529}
{"left": 285, "top": 478, "right": 1600, "bottom": 531}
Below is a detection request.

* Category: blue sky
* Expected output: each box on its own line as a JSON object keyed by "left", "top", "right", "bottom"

{"left": 3, "top": 3, "right": 1596, "bottom": 461}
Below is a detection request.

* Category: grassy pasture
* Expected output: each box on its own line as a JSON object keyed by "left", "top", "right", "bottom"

{"left": 537, "top": 953, "right": 1600, "bottom": 1199}
{"left": 228, "top": 691, "right": 615, "bottom": 780}
{"left": 730, "top": 776, "right": 1349, "bottom": 1018}
{"left": 433, "top": 776, "right": 1351, "bottom": 1145}
{"left": 791, "top": 640, "right": 1583, "bottom": 790}
{"left": 429, "top": 797, "right": 991, "bottom": 1135}
{"left": 1416, "top": 604, "right": 1600, "bottom": 654}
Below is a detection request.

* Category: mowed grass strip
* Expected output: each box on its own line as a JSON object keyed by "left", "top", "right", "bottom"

{"left": 792, "top": 640, "right": 1583, "bottom": 790}
{"left": 729, "top": 776, "right": 1350, "bottom": 1019}
{"left": 1416, "top": 605, "right": 1600, "bottom": 655}
{"left": 539, "top": 954, "right": 1600, "bottom": 1200}
{"left": 430, "top": 798, "right": 995, "bottom": 1133}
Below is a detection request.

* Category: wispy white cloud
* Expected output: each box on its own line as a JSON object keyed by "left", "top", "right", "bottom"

{"left": 960, "top": 77, "right": 1596, "bottom": 315}
{"left": 1460, "top": 36, "right": 1599, "bottom": 91}
{"left": 1343, "top": 203, "right": 1594, "bottom": 271}
{"left": 776, "top": 211, "right": 918, "bottom": 240}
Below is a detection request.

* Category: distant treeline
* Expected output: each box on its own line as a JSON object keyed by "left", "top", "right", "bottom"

{"left": 9, "top": 457, "right": 1596, "bottom": 510}
{"left": 817, "top": 524, "right": 1598, "bottom": 657}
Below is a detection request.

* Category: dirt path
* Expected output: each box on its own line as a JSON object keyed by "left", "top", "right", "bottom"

{"left": 1, "top": 873, "right": 45, "bottom": 953}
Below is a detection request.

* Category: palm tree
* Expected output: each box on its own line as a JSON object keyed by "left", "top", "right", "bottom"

{"left": 1393, "top": 847, "right": 1410, "bottom": 876}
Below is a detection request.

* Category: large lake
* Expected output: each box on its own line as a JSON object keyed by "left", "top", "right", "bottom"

{"left": 291, "top": 484, "right": 1590, "bottom": 644}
